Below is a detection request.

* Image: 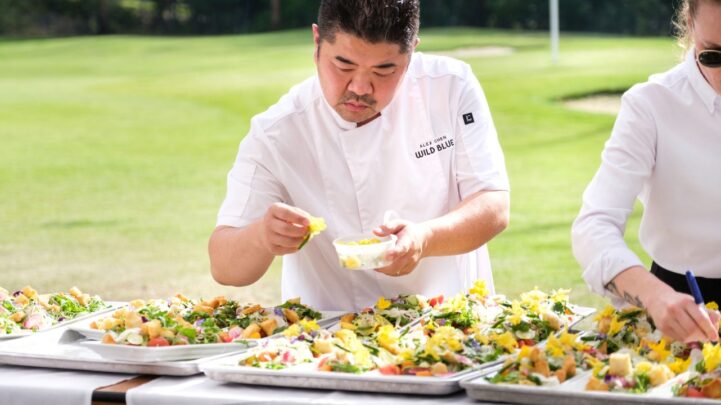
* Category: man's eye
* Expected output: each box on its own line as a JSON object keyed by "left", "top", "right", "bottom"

{"left": 337, "top": 66, "right": 354, "bottom": 72}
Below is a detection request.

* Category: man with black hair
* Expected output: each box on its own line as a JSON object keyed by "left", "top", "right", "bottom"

{"left": 209, "top": 0, "right": 510, "bottom": 311}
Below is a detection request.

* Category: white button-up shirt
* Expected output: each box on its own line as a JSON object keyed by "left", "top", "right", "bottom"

{"left": 217, "top": 52, "right": 509, "bottom": 311}
{"left": 572, "top": 50, "right": 721, "bottom": 300}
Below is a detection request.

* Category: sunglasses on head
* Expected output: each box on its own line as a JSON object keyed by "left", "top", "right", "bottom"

{"left": 698, "top": 49, "right": 721, "bottom": 68}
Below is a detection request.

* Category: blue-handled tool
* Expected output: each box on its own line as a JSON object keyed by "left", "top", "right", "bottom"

{"left": 685, "top": 270, "right": 705, "bottom": 305}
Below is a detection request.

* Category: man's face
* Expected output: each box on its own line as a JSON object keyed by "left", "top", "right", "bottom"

{"left": 313, "top": 24, "right": 416, "bottom": 125}
{"left": 692, "top": 1, "right": 721, "bottom": 94}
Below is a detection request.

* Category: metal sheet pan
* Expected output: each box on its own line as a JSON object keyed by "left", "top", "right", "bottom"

{"left": 461, "top": 365, "right": 719, "bottom": 405}
{"left": 78, "top": 339, "right": 255, "bottom": 362}
{"left": 0, "top": 327, "right": 220, "bottom": 376}
{"left": 200, "top": 351, "right": 487, "bottom": 395}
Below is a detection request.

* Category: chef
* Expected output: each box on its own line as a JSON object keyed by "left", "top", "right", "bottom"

{"left": 209, "top": 0, "right": 510, "bottom": 311}
{"left": 573, "top": 0, "right": 721, "bottom": 343}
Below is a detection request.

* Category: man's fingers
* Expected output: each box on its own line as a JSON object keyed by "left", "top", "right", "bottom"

{"left": 271, "top": 203, "right": 310, "bottom": 226}
{"left": 271, "top": 219, "right": 308, "bottom": 238}
{"left": 387, "top": 238, "right": 410, "bottom": 261}
{"left": 374, "top": 253, "right": 411, "bottom": 277}
{"left": 271, "top": 246, "right": 298, "bottom": 256}
{"left": 271, "top": 232, "right": 305, "bottom": 249}
{"left": 375, "top": 220, "right": 405, "bottom": 236}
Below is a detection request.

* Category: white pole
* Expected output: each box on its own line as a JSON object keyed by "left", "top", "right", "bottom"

{"left": 550, "top": 0, "right": 560, "bottom": 64}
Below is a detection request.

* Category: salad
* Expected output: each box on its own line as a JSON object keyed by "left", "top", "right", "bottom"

{"left": 233, "top": 282, "right": 592, "bottom": 379}
{"left": 675, "top": 343, "right": 721, "bottom": 399}
{"left": 92, "top": 296, "right": 323, "bottom": 346}
{"left": 586, "top": 351, "right": 674, "bottom": 393}
{"left": 488, "top": 330, "right": 596, "bottom": 386}
{"left": 339, "top": 294, "right": 436, "bottom": 336}
{"left": 0, "top": 285, "right": 108, "bottom": 335}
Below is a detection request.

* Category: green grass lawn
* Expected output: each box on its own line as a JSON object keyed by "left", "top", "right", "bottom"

{"left": 0, "top": 28, "right": 679, "bottom": 307}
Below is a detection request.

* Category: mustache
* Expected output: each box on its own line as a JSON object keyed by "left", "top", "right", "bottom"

{"left": 338, "top": 92, "right": 376, "bottom": 107}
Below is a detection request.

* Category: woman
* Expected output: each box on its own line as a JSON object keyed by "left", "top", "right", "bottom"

{"left": 572, "top": 0, "right": 721, "bottom": 343}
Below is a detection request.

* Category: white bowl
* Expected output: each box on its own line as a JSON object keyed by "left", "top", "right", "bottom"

{"left": 332, "top": 234, "right": 397, "bottom": 270}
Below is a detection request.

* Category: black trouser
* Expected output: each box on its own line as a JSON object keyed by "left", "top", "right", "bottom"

{"left": 651, "top": 262, "right": 721, "bottom": 305}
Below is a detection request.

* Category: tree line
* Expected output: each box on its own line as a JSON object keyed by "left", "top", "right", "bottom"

{"left": 0, "top": 0, "right": 680, "bottom": 37}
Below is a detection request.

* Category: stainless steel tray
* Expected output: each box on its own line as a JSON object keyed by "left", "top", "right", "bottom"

{"left": 0, "top": 324, "right": 248, "bottom": 376}
{"left": 0, "top": 309, "right": 344, "bottom": 375}
{"left": 199, "top": 350, "right": 487, "bottom": 395}
{"left": 461, "top": 365, "right": 713, "bottom": 405}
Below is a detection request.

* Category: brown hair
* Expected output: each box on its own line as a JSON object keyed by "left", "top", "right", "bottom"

{"left": 317, "top": 0, "right": 420, "bottom": 54}
{"left": 673, "top": 0, "right": 721, "bottom": 52}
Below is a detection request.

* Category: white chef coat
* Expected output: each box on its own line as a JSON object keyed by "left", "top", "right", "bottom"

{"left": 572, "top": 50, "right": 721, "bottom": 301}
{"left": 217, "top": 52, "right": 509, "bottom": 311}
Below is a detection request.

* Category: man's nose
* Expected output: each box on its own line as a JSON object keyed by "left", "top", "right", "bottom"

{"left": 347, "top": 72, "right": 373, "bottom": 96}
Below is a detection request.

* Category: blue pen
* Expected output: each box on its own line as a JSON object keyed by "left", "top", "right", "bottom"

{"left": 685, "top": 270, "right": 705, "bottom": 305}
{"left": 686, "top": 270, "right": 719, "bottom": 343}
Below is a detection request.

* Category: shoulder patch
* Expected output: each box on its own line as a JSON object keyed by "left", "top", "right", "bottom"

{"left": 462, "top": 112, "right": 475, "bottom": 125}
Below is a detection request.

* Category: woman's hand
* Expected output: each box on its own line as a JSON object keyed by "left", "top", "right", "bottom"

{"left": 609, "top": 266, "right": 720, "bottom": 343}
{"left": 644, "top": 290, "right": 720, "bottom": 343}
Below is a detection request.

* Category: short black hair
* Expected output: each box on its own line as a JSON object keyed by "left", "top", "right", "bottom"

{"left": 317, "top": 0, "right": 420, "bottom": 53}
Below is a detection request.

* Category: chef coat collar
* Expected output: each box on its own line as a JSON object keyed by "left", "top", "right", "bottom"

{"left": 686, "top": 49, "right": 720, "bottom": 115}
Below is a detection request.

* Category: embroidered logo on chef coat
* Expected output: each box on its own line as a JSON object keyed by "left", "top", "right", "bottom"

{"left": 462, "top": 112, "right": 475, "bottom": 125}
{"left": 414, "top": 134, "right": 455, "bottom": 159}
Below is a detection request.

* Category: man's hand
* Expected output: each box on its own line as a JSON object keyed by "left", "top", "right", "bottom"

{"left": 259, "top": 202, "right": 310, "bottom": 256}
{"left": 644, "top": 290, "right": 720, "bottom": 343}
{"left": 372, "top": 219, "right": 431, "bottom": 277}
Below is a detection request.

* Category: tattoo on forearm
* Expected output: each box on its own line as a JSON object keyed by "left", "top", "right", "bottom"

{"left": 606, "top": 280, "right": 620, "bottom": 296}
{"left": 606, "top": 280, "right": 645, "bottom": 308}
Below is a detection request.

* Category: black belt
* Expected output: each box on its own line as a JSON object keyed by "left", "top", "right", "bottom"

{"left": 651, "top": 262, "right": 721, "bottom": 305}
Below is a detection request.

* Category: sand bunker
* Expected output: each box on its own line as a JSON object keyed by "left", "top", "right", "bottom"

{"left": 563, "top": 94, "right": 622, "bottom": 115}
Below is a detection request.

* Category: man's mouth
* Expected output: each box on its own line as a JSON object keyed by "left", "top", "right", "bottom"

{"left": 343, "top": 102, "right": 369, "bottom": 112}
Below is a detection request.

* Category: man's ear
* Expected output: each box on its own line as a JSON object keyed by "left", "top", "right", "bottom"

{"left": 312, "top": 23, "right": 321, "bottom": 60}
{"left": 413, "top": 36, "right": 421, "bottom": 51}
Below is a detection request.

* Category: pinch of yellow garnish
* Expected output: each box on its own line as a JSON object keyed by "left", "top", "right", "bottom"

{"left": 469, "top": 279, "right": 490, "bottom": 299}
{"left": 707, "top": 302, "right": 719, "bottom": 311}
{"left": 703, "top": 342, "right": 721, "bottom": 372}
{"left": 667, "top": 356, "right": 691, "bottom": 374}
{"left": 647, "top": 338, "right": 672, "bottom": 363}
{"left": 545, "top": 334, "right": 565, "bottom": 357}
{"left": 299, "top": 319, "right": 320, "bottom": 332}
{"left": 425, "top": 326, "right": 464, "bottom": 360}
{"left": 550, "top": 288, "right": 570, "bottom": 303}
{"left": 299, "top": 215, "right": 326, "bottom": 249}
{"left": 608, "top": 315, "right": 627, "bottom": 336}
{"left": 594, "top": 305, "right": 615, "bottom": 322}
{"left": 282, "top": 324, "right": 301, "bottom": 337}
{"left": 308, "top": 216, "right": 326, "bottom": 235}
{"left": 518, "top": 345, "right": 533, "bottom": 360}
{"left": 376, "top": 297, "right": 392, "bottom": 311}
{"left": 508, "top": 301, "right": 524, "bottom": 326}
{"left": 492, "top": 331, "right": 518, "bottom": 353}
